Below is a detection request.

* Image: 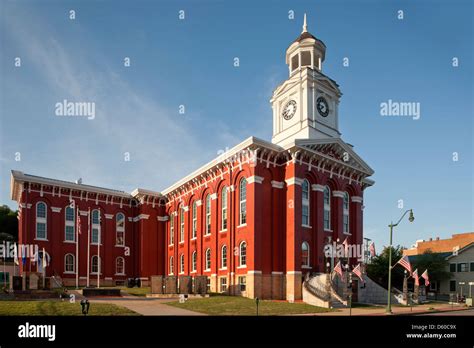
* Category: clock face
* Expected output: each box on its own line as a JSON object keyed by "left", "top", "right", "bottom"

{"left": 282, "top": 100, "right": 297, "bottom": 120}
{"left": 317, "top": 97, "right": 329, "bottom": 117}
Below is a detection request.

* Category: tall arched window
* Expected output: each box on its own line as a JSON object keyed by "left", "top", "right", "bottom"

{"left": 116, "top": 257, "right": 125, "bottom": 275}
{"left": 221, "top": 186, "right": 228, "bottom": 231}
{"left": 169, "top": 256, "right": 174, "bottom": 275}
{"left": 179, "top": 254, "right": 185, "bottom": 274}
{"left": 91, "top": 209, "right": 100, "bottom": 245}
{"left": 302, "top": 179, "right": 310, "bottom": 226}
{"left": 205, "top": 195, "right": 211, "bottom": 235}
{"left": 64, "top": 253, "right": 75, "bottom": 273}
{"left": 302, "top": 242, "right": 310, "bottom": 267}
{"left": 116, "top": 213, "right": 125, "bottom": 246}
{"left": 323, "top": 186, "right": 331, "bottom": 230}
{"left": 36, "top": 202, "right": 47, "bottom": 240}
{"left": 65, "top": 205, "right": 75, "bottom": 242}
{"left": 91, "top": 255, "right": 101, "bottom": 274}
{"left": 192, "top": 251, "right": 197, "bottom": 272}
{"left": 169, "top": 213, "right": 174, "bottom": 245}
{"left": 192, "top": 201, "right": 197, "bottom": 239}
{"left": 343, "top": 192, "right": 350, "bottom": 234}
{"left": 221, "top": 245, "right": 227, "bottom": 269}
{"left": 179, "top": 206, "right": 185, "bottom": 243}
{"left": 239, "top": 178, "right": 247, "bottom": 225}
{"left": 239, "top": 241, "right": 247, "bottom": 267}
{"left": 205, "top": 248, "right": 211, "bottom": 271}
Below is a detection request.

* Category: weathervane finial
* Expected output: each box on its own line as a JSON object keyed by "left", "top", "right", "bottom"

{"left": 302, "top": 13, "right": 308, "bottom": 33}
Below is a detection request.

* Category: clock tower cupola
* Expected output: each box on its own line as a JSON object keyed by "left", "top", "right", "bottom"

{"left": 271, "top": 14, "right": 342, "bottom": 147}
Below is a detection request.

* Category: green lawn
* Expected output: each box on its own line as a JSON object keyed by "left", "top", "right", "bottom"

{"left": 166, "top": 295, "right": 334, "bottom": 315}
{"left": 0, "top": 300, "right": 139, "bottom": 316}
{"left": 119, "top": 286, "right": 150, "bottom": 297}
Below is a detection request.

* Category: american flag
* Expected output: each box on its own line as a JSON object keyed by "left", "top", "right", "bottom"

{"left": 352, "top": 263, "right": 364, "bottom": 282}
{"left": 369, "top": 242, "right": 376, "bottom": 257}
{"left": 76, "top": 207, "right": 82, "bottom": 235}
{"left": 412, "top": 268, "right": 419, "bottom": 286}
{"left": 421, "top": 269, "right": 430, "bottom": 286}
{"left": 342, "top": 238, "right": 349, "bottom": 256}
{"left": 396, "top": 255, "right": 412, "bottom": 275}
{"left": 334, "top": 261, "right": 344, "bottom": 281}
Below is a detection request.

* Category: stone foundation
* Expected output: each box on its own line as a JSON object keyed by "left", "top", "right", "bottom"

{"left": 286, "top": 271, "right": 302, "bottom": 302}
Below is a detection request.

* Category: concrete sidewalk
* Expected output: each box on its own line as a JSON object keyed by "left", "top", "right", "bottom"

{"left": 303, "top": 303, "right": 471, "bottom": 316}
{"left": 89, "top": 297, "right": 205, "bottom": 316}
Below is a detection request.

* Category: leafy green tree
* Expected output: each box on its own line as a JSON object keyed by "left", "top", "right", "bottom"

{"left": 366, "top": 245, "right": 406, "bottom": 290}
{"left": 0, "top": 205, "right": 18, "bottom": 242}
{"left": 412, "top": 250, "right": 451, "bottom": 283}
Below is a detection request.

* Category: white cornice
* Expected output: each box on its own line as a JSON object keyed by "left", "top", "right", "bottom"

{"left": 351, "top": 196, "right": 363, "bottom": 203}
{"left": 332, "top": 190, "right": 345, "bottom": 198}
{"left": 285, "top": 177, "right": 304, "bottom": 186}
{"left": 312, "top": 184, "right": 325, "bottom": 192}
{"left": 157, "top": 216, "right": 169, "bottom": 222}
{"left": 247, "top": 175, "right": 264, "bottom": 184}
{"left": 104, "top": 214, "right": 114, "bottom": 219}
{"left": 133, "top": 214, "right": 150, "bottom": 222}
{"left": 195, "top": 200, "right": 202, "bottom": 206}
{"left": 271, "top": 180, "right": 284, "bottom": 189}
{"left": 210, "top": 193, "right": 217, "bottom": 200}
{"left": 51, "top": 207, "right": 62, "bottom": 213}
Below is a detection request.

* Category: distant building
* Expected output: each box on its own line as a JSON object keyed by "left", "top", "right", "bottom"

{"left": 404, "top": 232, "right": 474, "bottom": 297}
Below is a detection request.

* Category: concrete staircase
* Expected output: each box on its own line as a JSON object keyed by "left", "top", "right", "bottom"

{"left": 303, "top": 273, "right": 347, "bottom": 308}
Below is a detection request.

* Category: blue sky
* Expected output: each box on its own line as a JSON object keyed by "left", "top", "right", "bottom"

{"left": 0, "top": 0, "right": 472, "bottom": 251}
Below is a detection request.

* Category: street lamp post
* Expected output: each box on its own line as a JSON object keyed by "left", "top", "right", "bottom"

{"left": 386, "top": 209, "right": 414, "bottom": 314}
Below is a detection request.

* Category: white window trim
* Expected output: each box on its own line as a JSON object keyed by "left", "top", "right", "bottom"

{"left": 36, "top": 202, "right": 48, "bottom": 240}
{"left": 343, "top": 192, "right": 350, "bottom": 234}
{"left": 64, "top": 206, "right": 75, "bottom": 242}
{"left": 237, "top": 223, "right": 247, "bottom": 228}
{"left": 302, "top": 224, "right": 312, "bottom": 229}
{"left": 239, "top": 178, "right": 247, "bottom": 225}
{"left": 192, "top": 202, "right": 197, "bottom": 239}
{"left": 116, "top": 213, "right": 126, "bottom": 247}
{"left": 64, "top": 253, "right": 75, "bottom": 274}
{"left": 190, "top": 237, "right": 197, "bottom": 241}
{"left": 205, "top": 195, "right": 211, "bottom": 235}
{"left": 116, "top": 257, "right": 125, "bottom": 275}
{"left": 323, "top": 186, "right": 331, "bottom": 231}
{"left": 302, "top": 179, "right": 310, "bottom": 227}
{"left": 221, "top": 187, "right": 228, "bottom": 231}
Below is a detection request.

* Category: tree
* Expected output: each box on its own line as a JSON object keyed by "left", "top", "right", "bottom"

{"left": 412, "top": 249, "right": 451, "bottom": 283}
{"left": 0, "top": 205, "right": 18, "bottom": 242}
{"left": 366, "top": 245, "right": 406, "bottom": 290}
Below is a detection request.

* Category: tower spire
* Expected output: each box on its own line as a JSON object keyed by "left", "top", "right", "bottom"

{"left": 302, "top": 13, "right": 308, "bottom": 33}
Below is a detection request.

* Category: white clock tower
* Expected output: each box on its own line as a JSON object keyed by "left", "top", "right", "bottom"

{"left": 271, "top": 14, "right": 342, "bottom": 147}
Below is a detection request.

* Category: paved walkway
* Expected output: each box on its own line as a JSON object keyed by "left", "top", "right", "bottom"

{"left": 304, "top": 303, "right": 470, "bottom": 316}
{"left": 90, "top": 297, "right": 206, "bottom": 316}
{"left": 68, "top": 290, "right": 204, "bottom": 315}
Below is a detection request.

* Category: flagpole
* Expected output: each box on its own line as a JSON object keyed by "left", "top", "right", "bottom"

{"left": 97, "top": 209, "right": 100, "bottom": 288}
{"left": 3, "top": 241, "right": 6, "bottom": 289}
{"left": 76, "top": 204, "right": 79, "bottom": 289}
{"left": 87, "top": 208, "right": 90, "bottom": 288}
{"left": 42, "top": 247, "right": 46, "bottom": 289}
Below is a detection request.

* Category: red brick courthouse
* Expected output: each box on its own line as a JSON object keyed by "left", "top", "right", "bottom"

{"left": 10, "top": 17, "right": 374, "bottom": 301}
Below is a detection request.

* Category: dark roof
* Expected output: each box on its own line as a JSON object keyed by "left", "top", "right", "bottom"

{"left": 293, "top": 31, "right": 326, "bottom": 47}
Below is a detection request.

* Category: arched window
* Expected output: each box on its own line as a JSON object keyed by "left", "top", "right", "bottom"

{"left": 169, "top": 213, "right": 174, "bottom": 245}
{"left": 221, "top": 186, "right": 228, "bottom": 231}
{"left": 192, "top": 251, "right": 197, "bottom": 272}
{"left": 192, "top": 201, "right": 197, "bottom": 239}
{"left": 65, "top": 205, "right": 75, "bottom": 242}
{"left": 91, "top": 255, "right": 101, "bottom": 274}
{"left": 169, "top": 256, "right": 174, "bottom": 275}
{"left": 36, "top": 202, "right": 47, "bottom": 240}
{"left": 64, "top": 253, "right": 75, "bottom": 273}
{"left": 91, "top": 209, "right": 101, "bottom": 244}
{"left": 343, "top": 192, "right": 350, "bottom": 234}
{"left": 205, "top": 195, "right": 211, "bottom": 235}
{"left": 205, "top": 248, "right": 211, "bottom": 271}
{"left": 221, "top": 245, "right": 227, "bottom": 269}
{"left": 302, "top": 179, "right": 310, "bottom": 226}
{"left": 179, "top": 254, "right": 185, "bottom": 274}
{"left": 239, "top": 241, "right": 247, "bottom": 267}
{"left": 239, "top": 178, "right": 247, "bottom": 225}
{"left": 179, "top": 206, "right": 185, "bottom": 243}
{"left": 116, "top": 257, "right": 125, "bottom": 275}
{"left": 116, "top": 213, "right": 125, "bottom": 246}
{"left": 323, "top": 186, "right": 331, "bottom": 230}
{"left": 302, "top": 242, "right": 310, "bottom": 267}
